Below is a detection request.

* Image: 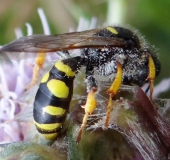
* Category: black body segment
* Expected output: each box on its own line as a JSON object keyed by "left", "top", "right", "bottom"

{"left": 33, "top": 56, "right": 82, "bottom": 140}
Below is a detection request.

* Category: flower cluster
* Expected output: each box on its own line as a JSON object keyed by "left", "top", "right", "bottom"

{"left": 0, "top": 8, "right": 97, "bottom": 144}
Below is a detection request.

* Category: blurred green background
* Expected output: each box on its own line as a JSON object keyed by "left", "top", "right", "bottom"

{"left": 0, "top": 0, "right": 170, "bottom": 98}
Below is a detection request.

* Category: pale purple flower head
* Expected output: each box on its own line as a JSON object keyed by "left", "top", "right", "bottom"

{"left": 0, "top": 8, "right": 50, "bottom": 144}
{"left": 0, "top": 8, "right": 97, "bottom": 144}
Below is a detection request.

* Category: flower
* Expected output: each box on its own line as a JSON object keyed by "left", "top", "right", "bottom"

{"left": 0, "top": 8, "right": 97, "bottom": 144}
{"left": 0, "top": 8, "right": 52, "bottom": 144}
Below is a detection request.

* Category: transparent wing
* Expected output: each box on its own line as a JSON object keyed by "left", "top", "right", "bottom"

{"left": 0, "top": 28, "right": 125, "bottom": 61}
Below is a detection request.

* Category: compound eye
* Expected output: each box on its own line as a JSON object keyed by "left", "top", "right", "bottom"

{"left": 154, "top": 57, "right": 161, "bottom": 77}
{"left": 138, "top": 68, "right": 149, "bottom": 86}
{"left": 125, "top": 39, "right": 136, "bottom": 49}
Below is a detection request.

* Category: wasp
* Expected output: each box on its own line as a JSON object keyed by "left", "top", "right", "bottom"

{"left": 0, "top": 26, "right": 161, "bottom": 142}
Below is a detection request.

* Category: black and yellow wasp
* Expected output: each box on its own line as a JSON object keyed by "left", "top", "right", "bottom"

{"left": 0, "top": 26, "right": 161, "bottom": 142}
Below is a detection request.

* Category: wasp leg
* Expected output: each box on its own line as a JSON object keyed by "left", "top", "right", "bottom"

{"left": 105, "top": 62, "right": 123, "bottom": 127}
{"left": 76, "top": 75, "right": 97, "bottom": 142}
{"left": 147, "top": 54, "right": 156, "bottom": 101}
{"left": 25, "top": 52, "right": 46, "bottom": 91}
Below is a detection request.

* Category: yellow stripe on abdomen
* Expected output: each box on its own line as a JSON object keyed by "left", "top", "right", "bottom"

{"left": 55, "top": 61, "right": 75, "bottom": 77}
{"left": 34, "top": 120, "right": 62, "bottom": 131}
{"left": 41, "top": 72, "right": 50, "bottom": 83}
{"left": 39, "top": 132, "right": 59, "bottom": 140}
{"left": 47, "top": 79, "right": 69, "bottom": 98}
{"left": 43, "top": 105, "right": 66, "bottom": 116}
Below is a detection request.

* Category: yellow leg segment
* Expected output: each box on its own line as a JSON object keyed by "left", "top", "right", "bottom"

{"left": 77, "top": 89, "right": 97, "bottom": 142}
{"left": 25, "top": 52, "right": 46, "bottom": 90}
{"left": 148, "top": 55, "right": 156, "bottom": 101}
{"left": 105, "top": 62, "right": 123, "bottom": 127}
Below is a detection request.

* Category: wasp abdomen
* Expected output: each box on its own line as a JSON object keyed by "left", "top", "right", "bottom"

{"left": 33, "top": 57, "right": 81, "bottom": 140}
